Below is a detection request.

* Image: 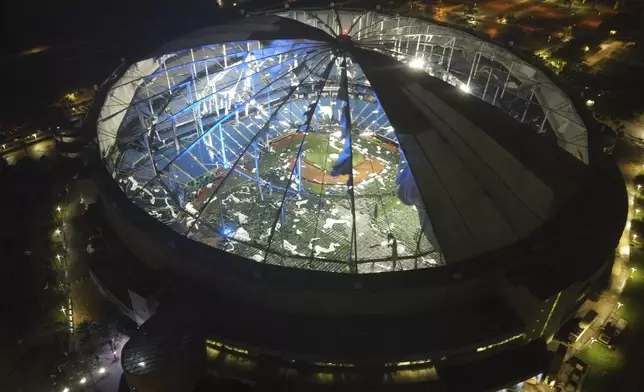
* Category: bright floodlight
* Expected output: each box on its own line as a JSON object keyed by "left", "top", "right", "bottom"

{"left": 459, "top": 84, "right": 471, "bottom": 93}
{"left": 408, "top": 57, "right": 425, "bottom": 70}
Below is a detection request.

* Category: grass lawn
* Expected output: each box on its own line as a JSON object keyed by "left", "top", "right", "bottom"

{"left": 578, "top": 343, "right": 624, "bottom": 392}
{"left": 302, "top": 133, "right": 364, "bottom": 171}
{"left": 580, "top": 249, "right": 644, "bottom": 392}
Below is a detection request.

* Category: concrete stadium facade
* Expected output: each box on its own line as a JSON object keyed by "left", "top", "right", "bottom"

{"left": 87, "top": 7, "right": 626, "bottom": 391}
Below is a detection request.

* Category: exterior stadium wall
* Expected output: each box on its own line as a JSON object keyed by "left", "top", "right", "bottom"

{"left": 99, "top": 182, "right": 500, "bottom": 317}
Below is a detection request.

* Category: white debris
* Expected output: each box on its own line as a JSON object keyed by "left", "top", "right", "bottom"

{"left": 128, "top": 176, "right": 141, "bottom": 192}
{"left": 185, "top": 202, "right": 199, "bottom": 215}
{"left": 251, "top": 254, "right": 264, "bottom": 262}
{"left": 295, "top": 200, "right": 308, "bottom": 208}
{"left": 233, "top": 212, "right": 248, "bottom": 224}
{"left": 232, "top": 227, "right": 251, "bottom": 242}
{"left": 165, "top": 198, "right": 178, "bottom": 218}
{"left": 224, "top": 194, "right": 241, "bottom": 204}
{"left": 314, "top": 242, "right": 340, "bottom": 255}
{"left": 323, "top": 218, "right": 351, "bottom": 230}
{"left": 296, "top": 229, "right": 303, "bottom": 235}
{"left": 283, "top": 240, "right": 300, "bottom": 255}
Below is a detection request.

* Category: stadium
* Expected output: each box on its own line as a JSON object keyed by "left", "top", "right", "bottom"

{"left": 87, "top": 6, "right": 627, "bottom": 392}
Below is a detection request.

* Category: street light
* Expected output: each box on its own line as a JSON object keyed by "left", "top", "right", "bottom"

{"left": 79, "top": 377, "right": 87, "bottom": 384}
{"left": 62, "top": 388, "right": 70, "bottom": 392}
{"left": 98, "top": 367, "right": 106, "bottom": 374}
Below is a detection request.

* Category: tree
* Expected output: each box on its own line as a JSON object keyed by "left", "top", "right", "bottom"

{"left": 74, "top": 320, "right": 121, "bottom": 364}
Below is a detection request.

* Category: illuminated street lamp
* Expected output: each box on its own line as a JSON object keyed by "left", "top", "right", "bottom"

{"left": 62, "top": 388, "right": 70, "bottom": 392}
{"left": 408, "top": 57, "right": 425, "bottom": 70}
{"left": 98, "top": 367, "right": 106, "bottom": 374}
{"left": 79, "top": 377, "right": 87, "bottom": 384}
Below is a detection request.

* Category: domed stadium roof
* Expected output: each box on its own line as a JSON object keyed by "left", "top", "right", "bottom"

{"left": 97, "top": 10, "right": 589, "bottom": 274}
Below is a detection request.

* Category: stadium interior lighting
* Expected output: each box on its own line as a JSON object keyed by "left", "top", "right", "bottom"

{"left": 96, "top": 8, "right": 594, "bottom": 275}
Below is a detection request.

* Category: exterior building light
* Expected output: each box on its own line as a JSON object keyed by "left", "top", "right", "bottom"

{"left": 408, "top": 57, "right": 425, "bottom": 70}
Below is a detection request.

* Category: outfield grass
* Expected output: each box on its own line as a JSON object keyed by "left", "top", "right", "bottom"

{"left": 302, "top": 133, "right": 364, "bottom": 171}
